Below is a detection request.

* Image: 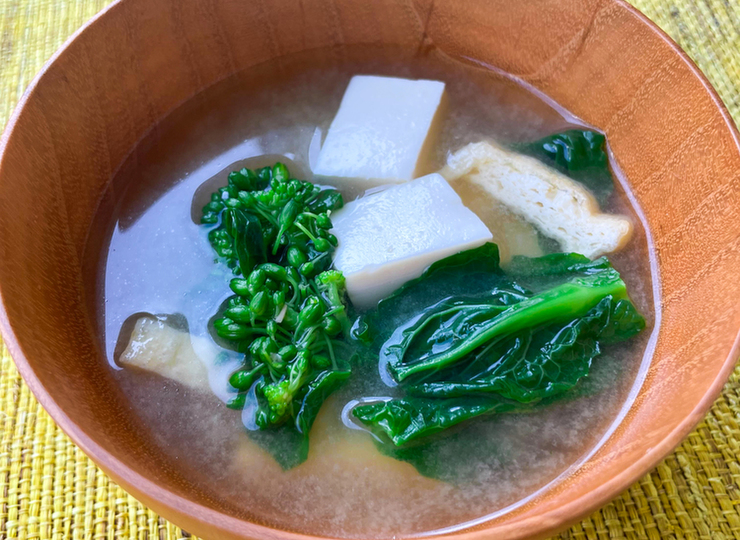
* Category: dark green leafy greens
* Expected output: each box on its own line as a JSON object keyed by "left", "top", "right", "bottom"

{"left": 202, "top": 162, "right": 342, "bottom": 276}
{"left": 353, "top": 396, "right": 515, "bottom": 447}
{"left": 505, "top": 252, "right": 612, "bottom": 279}
{"left": 352, "top": 244, "right": 645, "bottom": 446}
{"left": 407, "top": 296, "right": 644, "bottom": 400}
{"left": 517, "top": 129, "right": 613, "bottom": 205}
{"left": 384, "top": 269, "right": 632, "bottom": 382}
{"left": 200, "top": 162, "right": 645, "bottom": 473}
{"left": 201, "top": 163, "right": 354, "bottom": 468}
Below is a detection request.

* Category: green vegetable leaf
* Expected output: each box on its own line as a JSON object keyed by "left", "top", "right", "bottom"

{"left": 307, "top": 189, "right": 344, "bottom": 214}
{"left": 225, "top": 208, "right": 266, "bottom": 275}
{"left": 363, "top": 244, "right": 528, "bottom": 343}
{"left": 352, "top": 396, "right": 514, "bottom": 446}
{"left": 355, "top": 296, "right": 644, "bottom": 445}
{"left": 408, "top": 297, "right": 645, "bottom": 402}
{"left": 518, "top": 129, "right": 613, "bottom": 205}
{"left": 385, "top": 269, "right": 629, "bottom": 382}
{"left": 296, "top": 365, "right": 351, "bottom": 434}
{"left": 353, "top": 244, "right": 646, "bottom": 447}
{"left": 506, "top": 252, "right": 611, "bottom": 279}
{"left": 246, "top": 425, "right": 309, "bottom": 470}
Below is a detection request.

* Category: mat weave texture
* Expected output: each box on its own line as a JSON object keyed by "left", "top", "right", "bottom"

{"left": 1, "top": 1, "right": 740, "bottom": 539}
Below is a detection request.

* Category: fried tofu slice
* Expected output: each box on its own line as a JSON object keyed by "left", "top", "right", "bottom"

{"left": 118, "top": 316, "right": 211, "bottom": 392}
{"left": 440, "top": 141, "right": 632, "bottom": 259}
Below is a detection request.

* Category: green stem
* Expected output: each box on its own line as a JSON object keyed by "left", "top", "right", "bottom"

{"left": 295, "top": 222, "right": 317, "bottom": 242}
{"left": 252, "top": 204, "right": 278, "bottom": 228}
{"left": 324, "top": 333, "right": 337, "bottom": 371}
{"left": 286, "top": 275, "right": 302, "bottom": 305}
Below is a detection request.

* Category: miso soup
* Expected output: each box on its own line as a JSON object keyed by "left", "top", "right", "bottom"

{"left": 84, "top": 46, "right": 658, "bottom": 538}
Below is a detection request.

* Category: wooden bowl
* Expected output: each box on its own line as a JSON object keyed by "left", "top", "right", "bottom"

{"left": 1, "top": 0, "right": 739, "bottom": 538}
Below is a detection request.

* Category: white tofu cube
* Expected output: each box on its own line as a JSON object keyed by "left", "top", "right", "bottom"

{"left": 330, "top": 173, "right": 493, "bottom": 308}
{"left": 313, "top": 75, "right": 445, "bottom": 186}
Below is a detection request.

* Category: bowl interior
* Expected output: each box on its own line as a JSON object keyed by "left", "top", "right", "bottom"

{"left": 1, "top": 0, "right": 739, "bottom": 539}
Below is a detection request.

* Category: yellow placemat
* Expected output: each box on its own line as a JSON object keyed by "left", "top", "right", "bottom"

{"left": 1, "top": 0, "right": 739, "bottom": 538}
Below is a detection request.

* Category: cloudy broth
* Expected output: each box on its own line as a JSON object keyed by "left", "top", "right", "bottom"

{"left": 85, "top": 46, "right": 658, "bottom": 538}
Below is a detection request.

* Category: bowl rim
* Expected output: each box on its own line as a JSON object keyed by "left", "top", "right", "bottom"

{"left": 1, "top": 0, "right": 739, "bottom": 539}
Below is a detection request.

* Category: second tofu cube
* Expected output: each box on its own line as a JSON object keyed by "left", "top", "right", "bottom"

{"left": 330, "top": 173, "right": 493, "bottom": 308}
{"left": 314, "top": 75, "right": 445, "bottom": 186}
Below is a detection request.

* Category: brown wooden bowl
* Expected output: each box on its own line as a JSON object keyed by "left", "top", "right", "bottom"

{"left": 1, "top": 0, "right": 739, "bottom": 538}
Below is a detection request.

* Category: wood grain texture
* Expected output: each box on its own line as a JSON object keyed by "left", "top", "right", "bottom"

{"left": 0, "top": 0, "right": 739, "bottom": 539}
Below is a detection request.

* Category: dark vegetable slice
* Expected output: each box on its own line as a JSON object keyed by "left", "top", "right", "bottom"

{"left": 355, "top": 296, "right": 644, "bottom": 445}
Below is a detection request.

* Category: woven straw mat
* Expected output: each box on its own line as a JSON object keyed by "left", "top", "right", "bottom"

{"left": 1, "top": 0, "right": 740, "bottom": 539}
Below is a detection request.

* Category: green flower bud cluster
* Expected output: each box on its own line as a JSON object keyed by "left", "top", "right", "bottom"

{"left": 201, "top": 163, "right": 343, "bottom": 277}
{"left": 201, "top": 163, "right": 352, "bottom": 433}
{"left": 218, "top": 267, "right": 350, "bottom": 428}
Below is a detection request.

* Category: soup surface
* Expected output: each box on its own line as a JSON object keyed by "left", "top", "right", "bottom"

{"left": 85, "top": 46, "right": 658, "bottom": 538}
